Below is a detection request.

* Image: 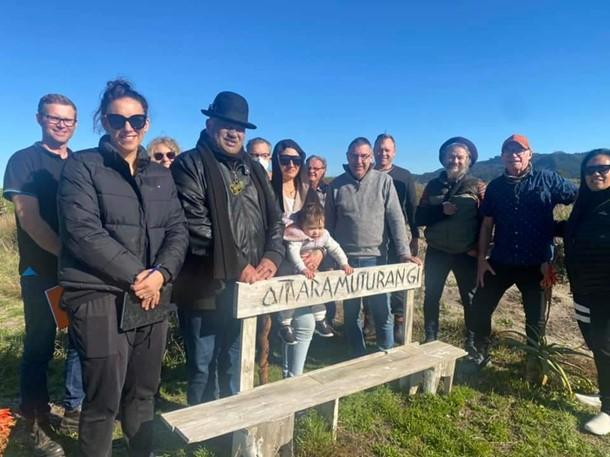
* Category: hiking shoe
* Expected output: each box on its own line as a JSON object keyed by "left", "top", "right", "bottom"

{"left": 25, "top": 418, "right": 66, "bottom": 457}
{"left": 314, "top": 320, "right": 334, "bottom": 338}
{"left": 394, "top": 315, "right": 405, "bottom": 345}
{"left": 279, "top": 325, "right": 297, "bottom": 345}
{"left": 59, "top": 408, "right": 80, "bottom": 434}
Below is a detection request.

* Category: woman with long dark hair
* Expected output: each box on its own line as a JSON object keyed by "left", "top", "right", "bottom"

{"left": 58, "top": 79, "right": 188, "bottom": 456}
{"left": 564, "top": 148, "right": 610, "bottom": 436}
{"left": 271, "top": 139, "right": 324, "bottom": 377}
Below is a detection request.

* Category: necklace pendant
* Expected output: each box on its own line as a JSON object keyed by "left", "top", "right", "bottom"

{"left": 230, "top": 179, "right": 245, "bottom": 195}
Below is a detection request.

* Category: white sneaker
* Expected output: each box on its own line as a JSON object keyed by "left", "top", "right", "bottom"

{"left": 584, "top": 412, "right": 610, "bottom": 436}
{"left": 575, "top": 393, "right": 602, "bottom": 409}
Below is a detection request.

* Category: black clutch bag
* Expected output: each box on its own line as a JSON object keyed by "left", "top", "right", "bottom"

{"left": 120, "top": 285, "right": 174, "bottom": 331}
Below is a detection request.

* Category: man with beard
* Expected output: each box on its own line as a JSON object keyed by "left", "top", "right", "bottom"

{"left": 415, "top": 137, "right": 485, "bottom": 354}
{"left": 171, "top": 92, "right": 284, "bottom": 403}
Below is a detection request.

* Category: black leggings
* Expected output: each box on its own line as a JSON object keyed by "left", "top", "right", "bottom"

{"left": 575, "top": 298, "right": 610, "bottom": 414}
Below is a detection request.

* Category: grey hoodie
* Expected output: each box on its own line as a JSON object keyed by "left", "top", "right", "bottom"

{"left": 325, "top": 166, "right": 410, "bottom": 258}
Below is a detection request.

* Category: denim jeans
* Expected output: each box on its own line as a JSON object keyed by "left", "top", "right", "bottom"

{"left": 20, "top": 275, "right": 57, "bottom": 418}
{"left": 343, "top": 256, "right": 394, "bottom": 357}
{"left": 63, "top": 330, "right": 85, "bottom": 411}
{"left": 179, "top": 282, "right": 240, "bottom": 404}
{"left": 282, "top": 308, "right": 315, "bottom": 378}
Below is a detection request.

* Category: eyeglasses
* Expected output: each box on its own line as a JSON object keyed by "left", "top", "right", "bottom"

{"left": 105, "top": 113, "right": 147, "bottom": 130}
{"left": 501, "top": 148, "right": 529, "bottom": 156}
{"left": 308, "top": 166, "right": 325, "bottom": 172}
{"left": 42, "top": 114, "right": 76, "bottom": 127}
{"left": 153, "top": 151, "right": 177, "bottom": 161}
{"left": 279, "top": 156, "right": 303, "bottom": 167}
{"left": 348, "top": 153, "right": 371, "bottom": 162}
{"left": 585, "top": 164, "right": 610, "bottom": 176}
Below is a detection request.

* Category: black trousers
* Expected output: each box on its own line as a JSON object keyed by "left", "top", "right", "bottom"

{"left": 68, "top": 294, "right": 168, "bottom": 457}
{"left": 422, "top": 246, "right": 477, "bottom": 339}
{"left": 575, "top": 297, "right": 610, "bottom": 414}
{"left": 471, "top": 261, "right": 545, "bottom": 347}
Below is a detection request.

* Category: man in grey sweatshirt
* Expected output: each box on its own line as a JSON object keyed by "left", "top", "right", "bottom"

{"left": 326, "top": 137, "right": 421, "bottom": 356}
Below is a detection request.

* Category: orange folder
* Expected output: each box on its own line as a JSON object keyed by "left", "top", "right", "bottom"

{"left": 45, "top": 286, "right": 69, "bottom": 330}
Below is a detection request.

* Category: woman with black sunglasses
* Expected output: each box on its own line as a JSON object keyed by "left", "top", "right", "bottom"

{"left": 270, "top": 140, "right": 326, "bottom": 377}
{"left": 57, "top": 79, "right": 188, "bottom": 456}
{"left": 564, "top": 148, "right": 610, "bottom": 436}
{"left": 148, "top": 136, "right": 181, "bottom": 168}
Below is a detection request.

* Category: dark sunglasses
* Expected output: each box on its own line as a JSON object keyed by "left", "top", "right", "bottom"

{"left": 153, "top": 151, "right": 177, "bottom": 161}
{"left": 279, "top": 156, "right": 303, "bottom": 167}
{"left": 105, "top": 113, "right": 147, "bottom": 130}
{"left": 585, "top": 164, "right": 610, "bottom": 176}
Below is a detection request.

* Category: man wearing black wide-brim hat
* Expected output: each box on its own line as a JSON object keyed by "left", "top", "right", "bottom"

{"left": 414, "top": 137, "right": 485, "bottom": 355}
{"left": 171, "top": 91, "right": 285, "bottom": 403}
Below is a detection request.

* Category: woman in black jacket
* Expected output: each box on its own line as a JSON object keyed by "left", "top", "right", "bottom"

{"left": 564, "top": 148, "right": 610, "bottom": 436}
{"left": 58, "top": 80, "right": 188, "bottom": 456}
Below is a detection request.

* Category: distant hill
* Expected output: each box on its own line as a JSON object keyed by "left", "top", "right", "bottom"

{"left": 413, "top": 151, "right": 587, "bottom": 184}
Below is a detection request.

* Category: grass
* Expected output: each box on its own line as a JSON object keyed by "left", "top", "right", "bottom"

{"left": 2, "top": 209, "right": 610, "bottom": 456}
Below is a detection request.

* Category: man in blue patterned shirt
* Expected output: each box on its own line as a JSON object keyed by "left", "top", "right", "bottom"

{"left": 470, "top": 134, "right": 577, "bottom": 370}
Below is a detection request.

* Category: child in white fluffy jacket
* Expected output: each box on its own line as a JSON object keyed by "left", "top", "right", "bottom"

{"left": 279, "top": 202, "right": 353, "bottom": 344}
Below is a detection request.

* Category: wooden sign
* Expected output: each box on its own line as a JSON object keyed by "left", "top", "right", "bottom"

{"left": 233, "top": 263, "right": 422, "bottom": 319}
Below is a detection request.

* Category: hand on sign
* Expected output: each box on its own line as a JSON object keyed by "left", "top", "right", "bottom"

{"left": 400, "top": 255, "right": 422, "bottom": 266}
{"left": 302, "top": 268, "right": 315, "bottom": 279}
{"left": 342, "top": 264, "right": 354, "bottom": 275}
{"left": 254, "top": 258, "right": 277, "bottom": 282}
{"left": 239, "top": 264, "right": 258, "bottom": 284}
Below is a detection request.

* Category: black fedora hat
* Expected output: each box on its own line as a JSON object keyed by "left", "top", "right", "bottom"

{"left": 438, "top": 136, "right": 478, "bottom": 165}
{"left": 201, "top": 91, "right": 257, "bottom": 129}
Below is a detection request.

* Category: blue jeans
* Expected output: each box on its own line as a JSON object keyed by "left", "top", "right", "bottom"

{"left": 63, "top": 331, "right": 85, "bottom": 411}
{"left": 179, "top": 282, "right": 240, "bottom": 404}
{"left": 343, "top": 257, "right": 394, "bottom": 357}
{"left": 282, "top": 308, "right": 315, "bottom": 378}
{"left": 20, "top": 275, "right": 57, "bottom": 418}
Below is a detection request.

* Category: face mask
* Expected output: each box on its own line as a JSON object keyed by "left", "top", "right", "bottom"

{"left": 254, "top": 156, "right": 270, "bottom": 171}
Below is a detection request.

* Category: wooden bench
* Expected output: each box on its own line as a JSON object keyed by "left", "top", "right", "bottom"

{"left": 162, "top": 263, "right": 467, "bottom": 456}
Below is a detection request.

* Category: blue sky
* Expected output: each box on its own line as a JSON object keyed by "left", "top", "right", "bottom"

{"left": 2, "top": 1, "right": 610, "bottom": 177}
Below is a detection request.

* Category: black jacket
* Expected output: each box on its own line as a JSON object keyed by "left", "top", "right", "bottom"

{"left": 565, "top": 197, "right": 610, "bottom": 301}
{"left": 58, "top": 137, "right": 188, "bottom": 293}
{"left": 171, "top": 131, "right": 285, "bottom": 309}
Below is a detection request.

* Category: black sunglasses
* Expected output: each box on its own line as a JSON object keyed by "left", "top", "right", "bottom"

{"left": 153, "top": 151, "right": 176, "bottom": 161}
{"left": 105, "top": 113, "right": 147, "bottom": 130}
{"left": 279, "top": 156, "right": 303, "bottom": 167}
{"left": 585, "top": 164, "right": 610, "bottom": 176}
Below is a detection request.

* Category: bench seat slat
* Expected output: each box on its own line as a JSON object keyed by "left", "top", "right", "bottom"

{"left": 161, "top": 341, "right": 466, "bottom": 444}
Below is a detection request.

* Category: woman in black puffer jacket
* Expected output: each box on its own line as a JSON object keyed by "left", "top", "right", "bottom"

{"left": 58, "top": 80, "right": 188, "bottom": 456}
{"left": 564, "top": 148, "right": 610, "bottom": 436}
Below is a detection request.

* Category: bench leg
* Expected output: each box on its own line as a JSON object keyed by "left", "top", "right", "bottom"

{"left": 438, "top": 360, "right": 456, "bottom": 394}
{"left": 399, "top": 371, "right": 423, "bottom": 395}
{"left": 422, "top": 366, "right": 442, "bottom": 394}
{"left": 316, "top": 399, "right": 339, "bottom": 442}
{"left": 232, "top": 414, "right": 295, "bottom": 457}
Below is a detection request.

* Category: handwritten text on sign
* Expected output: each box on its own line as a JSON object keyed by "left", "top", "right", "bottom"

{"left": 234, "top": 263, "right": 422, "bottom": 318}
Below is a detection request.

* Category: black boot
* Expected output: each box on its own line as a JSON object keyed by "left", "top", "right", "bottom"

{"left": 464, "top": 329, "right": 476, "bottom": 357}
{"left": 25, "top": 417, "right": 65, "bottom": 457}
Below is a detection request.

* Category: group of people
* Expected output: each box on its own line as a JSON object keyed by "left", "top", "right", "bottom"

{"left": 3, "top": 81, "right": 610, "bottom": 457}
